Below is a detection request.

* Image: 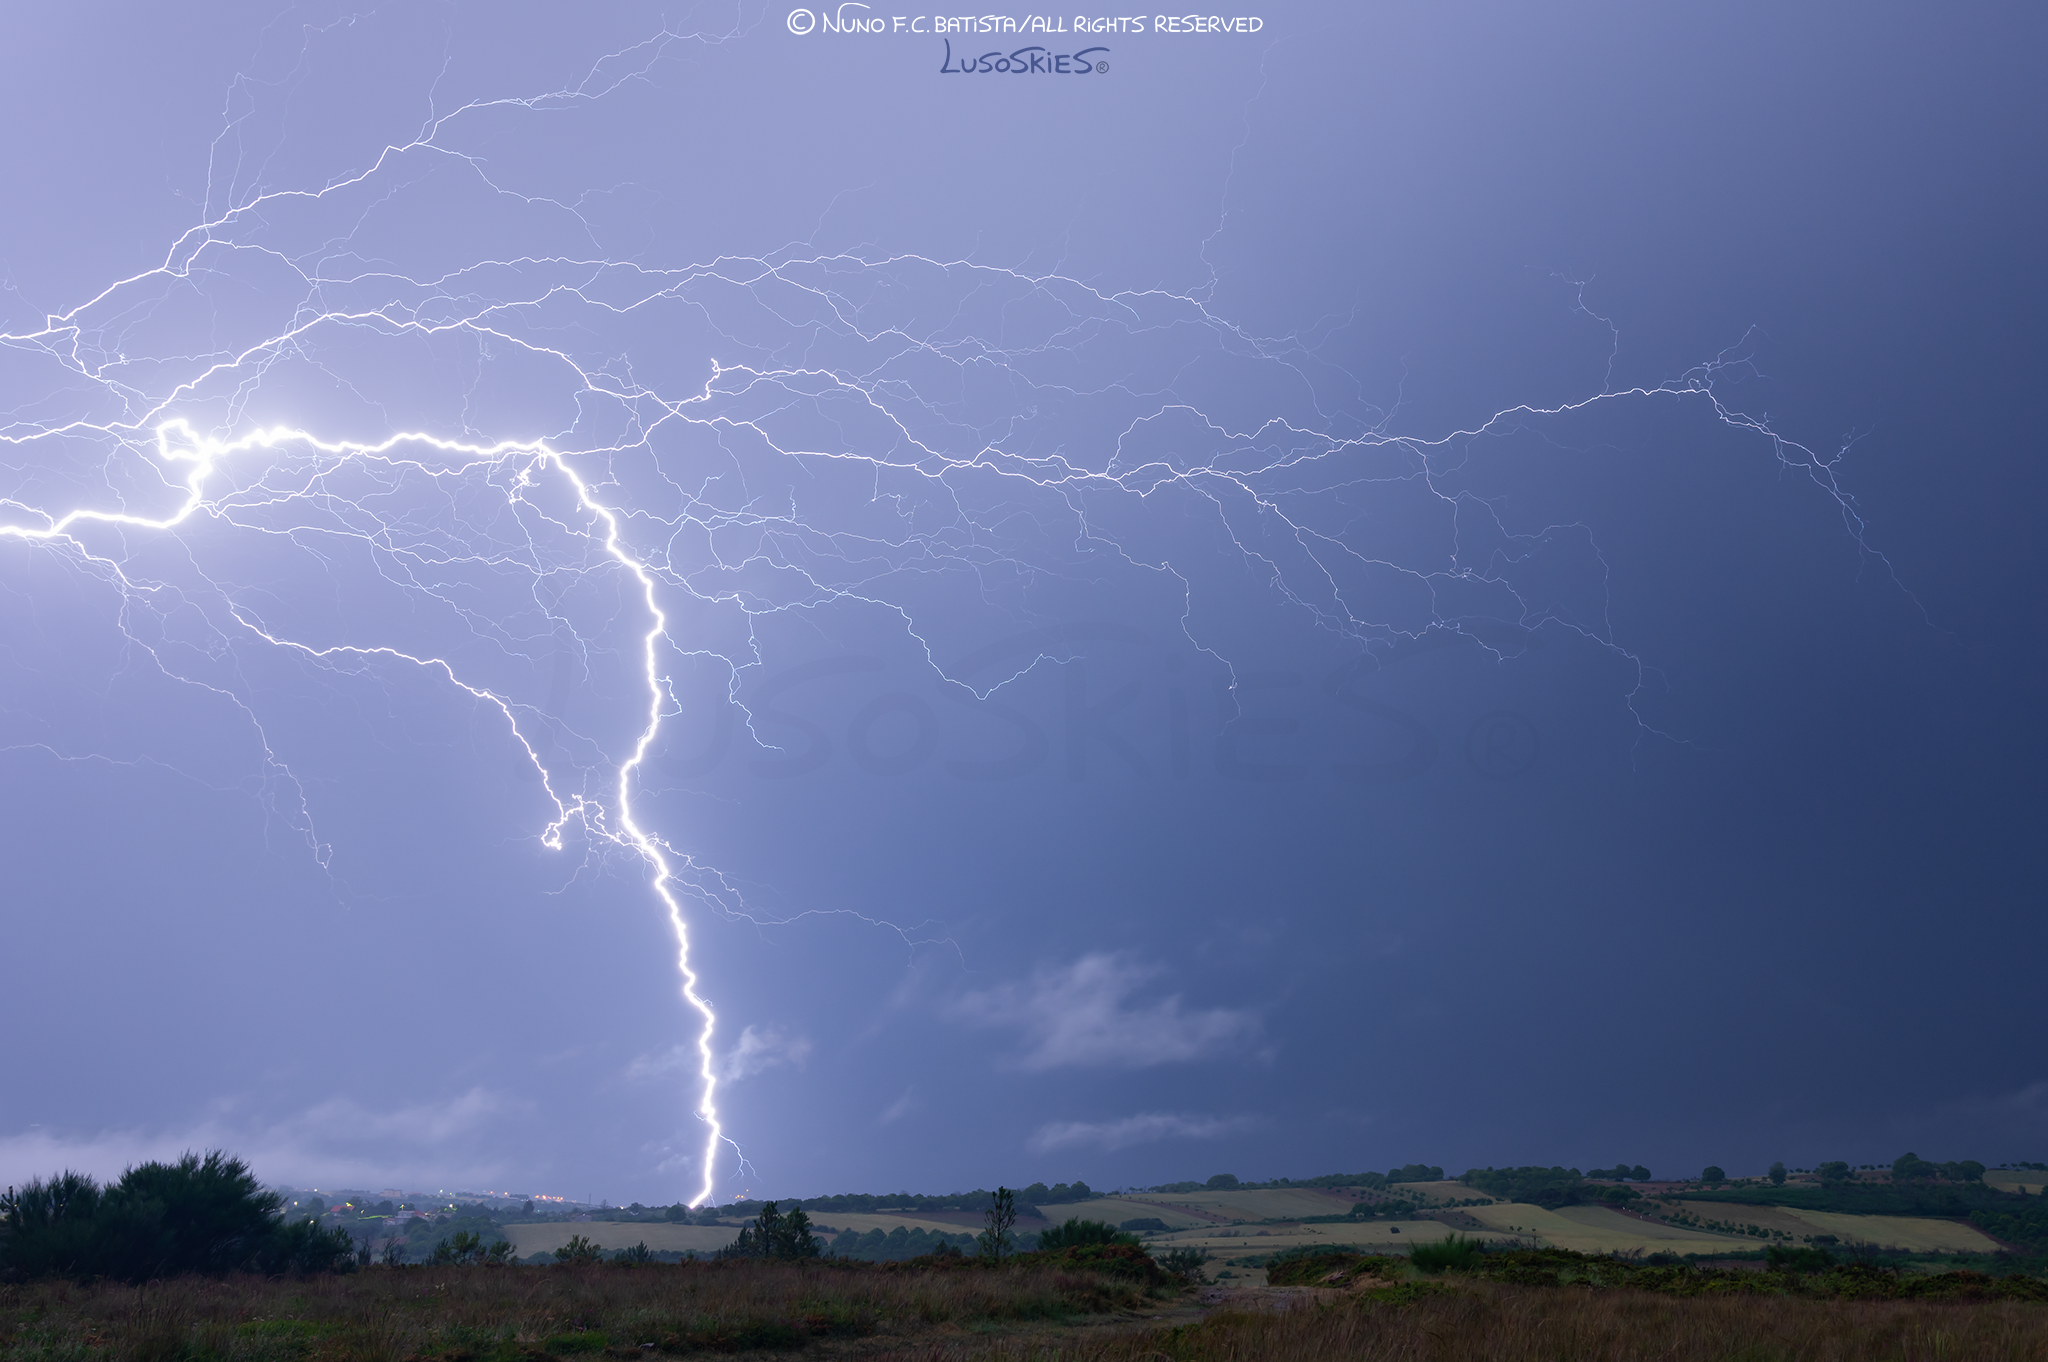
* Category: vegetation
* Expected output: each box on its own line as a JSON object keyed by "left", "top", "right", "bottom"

{"left": 1037, "top": 1219, "right": 1139, "bottom": 1252}
{"left": 1682, "top": 1174, "right": 2048, "bottom": 1252}
{"left": 954, "top": 1288, "right": 2048, "bottom": 1361}
{"left": 0, "top": 1254, "right": 1172, "bottom": 1360}
{"left": 1408, "top": 1234, "right": 1489, "bottom": 1273}
{"left": 1458, "top": 1166, "right": 1591, "bottom": 1207}
{"left": 716, "top": 1201, "right": 820, "bottom": 1261}
{"left": 1587, "top": 1164, "right": 1655, "bottom": 1181}
{"left": 980, "top": 1188, "right": 1019, "bottom": 1262}
{"left": 0, "top": 1152, "right": 355, "bottom": 1283}
{"left": 831, "top": 1225, "right": 978, "bottom": 1261}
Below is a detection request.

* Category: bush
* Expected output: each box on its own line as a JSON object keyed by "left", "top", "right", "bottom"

{"left": 1120, "top": 1218, "right": 1169, "bottom": 1233}
{"left": 1037, "top": 1218, "right": 1138, "bottom": 1250}
{"left": 1409, "top": 1233, "right": 1487, "bottom": 1273}
{"left": 1159, "top": 1247, "right": 1209, "bottom": 1280}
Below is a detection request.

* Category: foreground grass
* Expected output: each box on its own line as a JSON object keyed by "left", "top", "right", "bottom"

{"left": 0, "top": 1259, "right": 1161, "bottom": 1362}
{"left": 9, "top": 1258, "right": 2048, "bottom": 1362}
{"left": 926, "top": 1283, "right": 2048, "bottom": 1361}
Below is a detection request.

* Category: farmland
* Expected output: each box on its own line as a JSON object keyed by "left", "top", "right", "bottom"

{"left": 501, "top": 1223, "right": 738, "bottom": 1258}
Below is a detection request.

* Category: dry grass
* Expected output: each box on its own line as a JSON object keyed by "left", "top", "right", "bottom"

{"left": 0, "top": 1260, "right": 1161, "bottom": 1362}
{"left": 893, "top": 1283, "right": 2048, "bottom": 1361}
{"left": 11, "top": 1263, "right": 2048, "bottom": 1362}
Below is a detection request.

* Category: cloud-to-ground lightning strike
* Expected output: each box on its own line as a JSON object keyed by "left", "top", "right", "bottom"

{"left": 0, "top": 420, "right": 732, "bottom": 1205}
{"left": 0, "top": 24, "right": 1892, "bottom": 1202}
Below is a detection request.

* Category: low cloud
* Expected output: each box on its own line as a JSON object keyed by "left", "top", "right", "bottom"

{"left": 957, "top": 954, "right": 1258, "bottom": 1070}
{"left": 1029, "top": 1112, "right": 1260, "bottom": 1153}
{"left": 726, "top": 1026, "right": 812, "bottom": 1081}
{"left": 0, "top": 1088, "right": 526, "bottom": 1191}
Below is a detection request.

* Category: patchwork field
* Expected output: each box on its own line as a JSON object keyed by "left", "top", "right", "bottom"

{"left": 501, "top": 1222, "right": 737, "bottom": 1256}
{"left": 1986, "top": 1170, "right": 2048, "bottom": 1196}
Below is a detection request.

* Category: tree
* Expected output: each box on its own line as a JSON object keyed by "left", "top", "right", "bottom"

{"left": 1769, "top": 1162, "right": 1788, "bottom": 1186}
{"left": 718, "top": 1202, "right": 820, "bottom": 1261}
{"left": 1701, "top": 1166, "right": 1726, "bottom": 1183}
{"left": 1630, "top": 1165, "right": 1652, "bottom": 1182}
{"left": 979, "top": 1187, "right": 1018, "bottom": 1262}
{"left": 1388, "top": 1164, "right": 1445, "bottom": 1184}
{"left": 553, "top": 1234, "right": 603, "bottom": 1264}
{"left": 1206, "top": 1174, "right": 1240, "bottom": 1189}
{"left": 0, "top": 1152, "right": 354, "bottom": 1283}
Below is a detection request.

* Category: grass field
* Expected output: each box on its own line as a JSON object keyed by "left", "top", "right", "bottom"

{"left": 1987, "top": 1171, "right": 2048, "bottom": 1196}
{"left": 1661, "top": 1201, "right": 2004, "bottom": 1253}
{"left": 1782, "top": 1209, "right": 2006, "bottom": 1253}
{"left": 1463, "top": 1203, "right": 1741, "bottom": 1254}
{"left": 501, "top": 1223, "right": 738, "bottom": 1256}
{"left": 1063, "top": 1188, "right": 1364, "bottom": 1225}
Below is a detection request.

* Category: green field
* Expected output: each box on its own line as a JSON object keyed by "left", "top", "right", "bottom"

{"left": 501, "top": 1222, "right": 737, "bottom": 1256}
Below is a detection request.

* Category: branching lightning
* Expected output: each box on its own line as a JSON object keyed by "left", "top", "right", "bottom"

{"left": 0, "top": 21, "right": 1893, "bottom": 1203}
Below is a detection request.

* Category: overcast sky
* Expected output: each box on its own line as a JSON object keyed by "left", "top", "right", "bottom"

{"left": 1, "top": 0, "right": 2041, "bottom": 1206}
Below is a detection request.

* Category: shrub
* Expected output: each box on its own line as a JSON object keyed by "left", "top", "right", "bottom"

{"left": 1037, "top": 1218, "right": 1138, "bottom": 1250}
{"left": 1119, "top": 1218, "right": 1169, "bottom": 1233}
{"left": 1408, "top": 1233, "right": 1487, "bottom": 1273}
{"left": 1159, "top": 1247, "right": 1209, "bottom": 1281}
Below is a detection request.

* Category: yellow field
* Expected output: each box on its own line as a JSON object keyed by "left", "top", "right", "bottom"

{"left": 1464, "top": 1203, "right": 1741, "bottom": 1255}
{"left": 1984, "top": 1170, "right": 2047, "bottom": 1196}
{"left": 1782, "top": 1209, "right": 2004, "bottom": 1253}
{"left": 1664, "top": 1200, "right": 1835, "bottom": 1240}
{"left": 501, "top": 1223, "right": 737, "bottom": 1256}
{"left": 1661, "top": 1201, "right": 2003, "bottom": 1253}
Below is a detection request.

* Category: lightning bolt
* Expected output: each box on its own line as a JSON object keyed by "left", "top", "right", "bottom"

{"left": 0, "top": 21, "right": 1898, "bottom": 1204}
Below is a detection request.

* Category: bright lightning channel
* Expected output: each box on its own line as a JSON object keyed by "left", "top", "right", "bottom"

{"left": 0, "top": 419, "right": 729, "bottom": 1208}
{"left": 0, "top": 18, "right": 1909, "bottom": 1210}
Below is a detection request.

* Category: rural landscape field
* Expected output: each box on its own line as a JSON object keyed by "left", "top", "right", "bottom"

{"left": 8, "top": 1152, "right": 2048, "bottom": 1359}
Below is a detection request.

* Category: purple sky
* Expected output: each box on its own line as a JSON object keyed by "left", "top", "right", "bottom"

{"left": 1, "top": 0, "right": 2042, "bottom": 1205}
